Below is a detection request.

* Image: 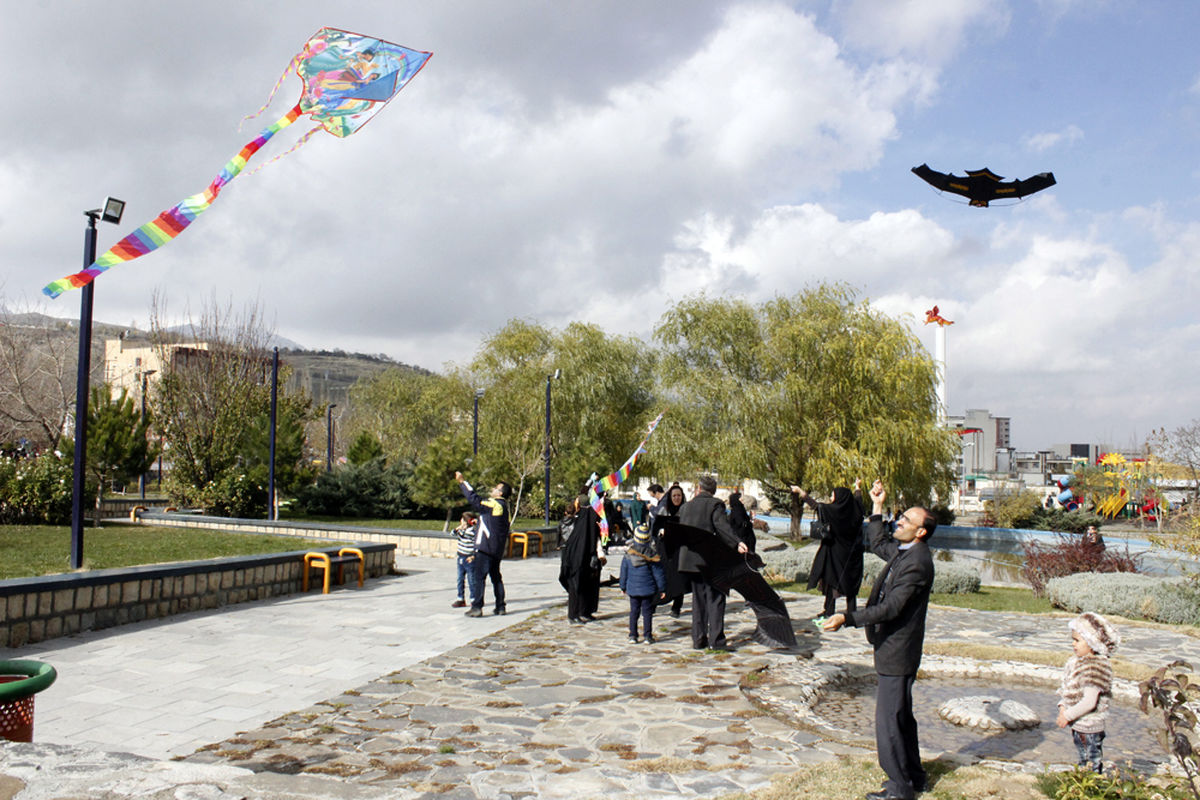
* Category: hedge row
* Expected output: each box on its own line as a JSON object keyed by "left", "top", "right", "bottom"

{"left": 760, "top": 540, "right": 981, "bottom": 595}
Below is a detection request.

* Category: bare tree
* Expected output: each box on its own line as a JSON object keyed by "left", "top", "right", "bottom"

{"left": 1149, "top": 420, "right": 1200, "bottom": 504}
{"left": 0, "top": 295, "right": 79, "bottom": 451}
{"left": 149, "top": 293, "right": 276, "bottom": 506}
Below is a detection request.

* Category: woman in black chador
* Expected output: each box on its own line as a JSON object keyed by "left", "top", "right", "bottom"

{"left": 558, "top": 495, "right": 604, "bottom": 624}
{"left": 791, "top": 484, "right": 865, "bottom": 617}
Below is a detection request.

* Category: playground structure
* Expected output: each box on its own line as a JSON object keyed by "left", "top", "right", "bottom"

{"left": 1055, "top": 452, "right": 1166, "bottom": 521}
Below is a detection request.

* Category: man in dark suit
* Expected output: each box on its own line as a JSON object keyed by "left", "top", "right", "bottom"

{"left": 824, "top": 480, "right": 934, "bottom": 800}
{"left": 677, "top": 474, "right": 747, "bottom": 650}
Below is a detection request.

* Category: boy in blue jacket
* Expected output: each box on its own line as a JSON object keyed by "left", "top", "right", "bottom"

{"left": 620, "top": 526, "right": 667, "bottom": 644}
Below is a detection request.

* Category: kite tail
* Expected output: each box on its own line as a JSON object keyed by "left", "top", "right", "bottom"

{"left": 239, "top": 54, "right": 301, "bottom": 131}
{"left": 245, "top": 125, "right": 321, "bottom": 176}
{"left": 43, "top": 104, "right": 303, "bottom": 299}
{"left": 587, "top": 413, "right": 665, "bottom": 546}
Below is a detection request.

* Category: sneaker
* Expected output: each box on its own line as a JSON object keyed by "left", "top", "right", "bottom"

{"left": 465, "top": 607, "right": 483, "bottom": 617}
{"left": 494, "top": 606, "right": 507, "bottom": 616}
{"left": 451, "top": 599, "right": 466, "bottom": 608}
{"left": 628, "top": 634, "right": 639, "bottom": 643}
{"left": 645, "top": 634, "right": 656, "bottom": 644}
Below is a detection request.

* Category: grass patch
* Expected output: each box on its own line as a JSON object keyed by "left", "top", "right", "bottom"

{"left": 0, "top": 524, "right": 343, "bottom": 579}
{"left": 929, "top": 585, "right": 1056, "bottom": 614}
{"left": 719, "top": 757, "right": 1046, "bottom": 800}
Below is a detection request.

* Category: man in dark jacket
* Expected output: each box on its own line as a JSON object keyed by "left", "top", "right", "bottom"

{"left": 824, "top": 480, "right": 934, "bottom": 800}
{"left": 677, "top": 475, "right": 747, "bottom": 650}
{"left": 455, "top": 471, "right": 511, "bottom": 617}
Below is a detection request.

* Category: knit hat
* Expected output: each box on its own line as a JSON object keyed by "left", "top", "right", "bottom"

{"left": 633, "top": 523, "right": 651, "bottom": 542}
{"left": 1069, "top": 612, "right": 1120, "bottom": 656}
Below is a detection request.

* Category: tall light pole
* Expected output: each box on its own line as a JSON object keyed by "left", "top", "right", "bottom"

{"left": 70, "top": 198, "right": 125, "bottom": 570}
{"left": 138, "top": 369, "right": 156, "bottom": 500}
{"left": 268, "top": 347, "right": 278, "bottom": 520}
{"left": 473, "top": 388, "right": 485, "bottom": 457}
{"left": 326, "top": 403, "right": 337, "bottom": 472}
{"left": 544, "top": 369, "right": 560, "bottom": 524}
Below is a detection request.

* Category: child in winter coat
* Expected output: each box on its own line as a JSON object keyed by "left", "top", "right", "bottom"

{"left": 619, "top": 525, "right": 666, "bottom": 644}
{"left": 1056, "top": 611, "right": 1120, "bottom": 773}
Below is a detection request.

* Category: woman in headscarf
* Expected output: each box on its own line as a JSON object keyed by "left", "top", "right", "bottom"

{"left": 654, "top": 484, "right": 688, "bottom": 617}
{"left": 558, "top": 494, "right": 605, "bottom": 624}
{"left": 789, "top": 483, "right": 865, "bottom": 618}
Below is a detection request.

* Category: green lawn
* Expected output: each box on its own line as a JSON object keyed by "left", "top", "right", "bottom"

{"left": 0, "top": 525, "right": 344, "bottom": 580}
{"left": 773, "top": 580, "right": 1056, "bottom": 615}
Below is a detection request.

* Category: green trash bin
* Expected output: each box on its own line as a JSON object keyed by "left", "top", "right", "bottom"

{"left": 0, "top": 660, "right": 57, "bottom": 742}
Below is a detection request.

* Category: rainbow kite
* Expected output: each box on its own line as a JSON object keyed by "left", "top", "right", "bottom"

{"left": 44, "top": 27, "right": 431, "bottom": 299}
{"left": 588, "top": 413, "right": 664, "bottom": 543}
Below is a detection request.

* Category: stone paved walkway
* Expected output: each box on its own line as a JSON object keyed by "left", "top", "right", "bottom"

{"left": 1, "top": 551, "right": 1197, "bottom": 799}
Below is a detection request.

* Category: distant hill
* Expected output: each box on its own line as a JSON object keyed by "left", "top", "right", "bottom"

{"left": 1, "top": 311, "right": 431, "bottom": 406}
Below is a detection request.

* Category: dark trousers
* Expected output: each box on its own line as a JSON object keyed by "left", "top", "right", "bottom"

{"left": 822, "top": 586, "right": 857, "bottom": 617}
{"left": 689, "top": 577, "right": 727, "bottom": 649}
{"left": 628, "top": 594, "right": 655, "bottom": 637}
{"left": 470, "top": 552, "right": 505, "bottom": 611}
{"left": 875, "top": 673, "right": 925, "bottom": 799}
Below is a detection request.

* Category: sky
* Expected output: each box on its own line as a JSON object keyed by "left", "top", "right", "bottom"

{"left": 2, "top": 1, "right": 1198, "bottom": 452}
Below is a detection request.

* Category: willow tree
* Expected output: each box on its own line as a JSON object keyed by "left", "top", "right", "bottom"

{"left": 449, "top": 319, "right": 656, "bottom": 519}
{"left": 654, "top": 284, "right": 957, "bottom": 532}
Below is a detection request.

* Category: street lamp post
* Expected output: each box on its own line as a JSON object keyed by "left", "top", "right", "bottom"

{"left": 268, "top": 347, "right": 278, "bottom": 520}
{"left": 473, "top": 388, "right": 485, "bottom": 457}
{"left": 544, "top": 369, "right": 559, "bottom": 524}
{"left": 69, "top": 198, "right": 125, "bottom": 570}
{"left": 138, "top": 369, "right": 157, "bottom": 500}
{"left": 326, "top": 403, "right": 337, "bottom": 472}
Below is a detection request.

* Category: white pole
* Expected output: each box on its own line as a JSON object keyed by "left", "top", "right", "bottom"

{"left": 934, "top": 324, "right": 947, "bottom": 425}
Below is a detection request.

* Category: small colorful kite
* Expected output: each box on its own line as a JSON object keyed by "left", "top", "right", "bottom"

{"left": 924, "top": 305, "right": 954, "bottom": 326}
{"left": 44, "top": 28, "right": 431, "bottom": 299}
{"left": 588, "top": 413, "right": 665, "bottom": 544}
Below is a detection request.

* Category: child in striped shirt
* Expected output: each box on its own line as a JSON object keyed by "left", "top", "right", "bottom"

{"left": 452, "top": 512, "right": 478, "bottom": 608}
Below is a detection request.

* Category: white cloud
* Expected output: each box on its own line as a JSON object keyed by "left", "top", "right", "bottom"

{"left": 1023, "top": 124, "right": 1084, "bottom": 152}
{"left": 832, "top": 0, "right": 1010, "bottom": 64}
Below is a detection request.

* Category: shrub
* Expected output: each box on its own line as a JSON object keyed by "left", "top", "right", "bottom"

{"left": 760, "top": 541, "right": 980, "bottom": 594}
{"left": 1046, "top": 572, "right": 1200, "bottom": 625}
{"left": 1036, "top": 765, "right": 1189, "bottom": 800}
{"left": 0, "top": 453, "right": 87, "bottom": 525}
{"left": 986, "top": 488, "right": 1043, "bottom": 529}
{"left": 293, "top": 458, "right": 415, "bottom": 519}
{"left": 1022, "top": 535, "right": 1141, "bottom": 597}
{"left": 1032, "top": 507, "right": 1106, "bottom": 534}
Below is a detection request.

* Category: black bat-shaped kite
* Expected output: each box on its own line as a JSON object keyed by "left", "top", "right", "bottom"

{"left": 653, "top": 516, "right": 798, "bottom": 649}
{"left": 912, "top": 164, "right": 1056, "bottom": 207}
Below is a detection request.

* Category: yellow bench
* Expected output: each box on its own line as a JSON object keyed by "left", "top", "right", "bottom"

{"left": 507, "top": 531, "right": 543, "bottom": 558}
{"left": 302, "top": 548, "right": 365, "bottom": 593}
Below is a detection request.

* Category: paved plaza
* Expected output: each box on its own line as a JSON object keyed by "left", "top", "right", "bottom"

{"left": 1, "top": 551, "right": 1197, "bottom": 798}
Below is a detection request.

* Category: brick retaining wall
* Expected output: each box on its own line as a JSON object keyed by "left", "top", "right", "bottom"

{"left": 0, "top": 543, "right": 394, "bottom": 649}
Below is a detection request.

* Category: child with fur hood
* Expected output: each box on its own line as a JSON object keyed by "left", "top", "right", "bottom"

{"left": 1056, "top": 611, "right": 1120, "bottom": 773}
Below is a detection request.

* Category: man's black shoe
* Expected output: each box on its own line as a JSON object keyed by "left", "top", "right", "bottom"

{"left": 495, "top": 606, "right": 507, "bottom": 615}
{"left": 865, "top": 790, "right": 910, "bottom": 800}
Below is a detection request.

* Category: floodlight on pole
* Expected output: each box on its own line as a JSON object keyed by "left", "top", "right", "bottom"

{"left": 473, "top": 388, "right": 485, "bottom": 457}
{"left": 326, "top": 403, "right": 338, "bottom": 472}
{"left": 69, "top": 198, "right": 126, "bottom": 570}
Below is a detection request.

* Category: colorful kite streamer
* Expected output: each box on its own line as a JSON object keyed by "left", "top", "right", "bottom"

{"left": 44, "top": 27, "right": 431, "bottom": 299}
{"left": 588, "top": 413, "right": 665, "bottom": 543}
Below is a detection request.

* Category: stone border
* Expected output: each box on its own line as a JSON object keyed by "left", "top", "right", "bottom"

{"left": 0, "top": 543, "right": 395, "bottom": 648}
{"left": 743, "top": 655, "right": 1141, "bottom": 748}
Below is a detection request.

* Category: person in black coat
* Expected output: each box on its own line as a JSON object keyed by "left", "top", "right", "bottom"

{"left": 677, "top": 475, "right": 747, "bottom": 650}
{"left": 824, "top": 480, "right": 934, "bottom": 800}
{"left": 654, "top": 484, "right": 688, "bottom": 617}
{"left": 727, "top": 490, "right": 757, "bottom": 554}
{"left": 558, "top": 495, "right": 605, "bottom": 624}
{"left": 790, "top": 483, "right": 864, "bottom": 617}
